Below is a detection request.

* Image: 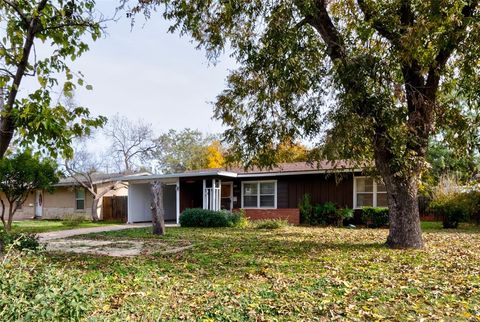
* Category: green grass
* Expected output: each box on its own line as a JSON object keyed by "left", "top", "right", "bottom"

{"left": 6, "top": 219, "right": 117, "bottom": 234}
{"left": 20, "top": 223, "right": 478, "bottom": 320}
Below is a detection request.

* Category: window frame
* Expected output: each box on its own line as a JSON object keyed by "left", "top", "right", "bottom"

{"left": 353, "top": 176, "right": 388, "bottom": 209}
{"left": 241, "top": 180, "right": 277, "bottom": 209}
{"left": 75, "top": 188, "right": 86, "bottom": 211}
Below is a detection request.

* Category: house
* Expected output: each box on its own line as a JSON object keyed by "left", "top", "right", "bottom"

{"left": 123, "top": 161, "right": 386, "bottom": 225}
{"left": 12, "top": 173, "right": 130, "bottom": 221}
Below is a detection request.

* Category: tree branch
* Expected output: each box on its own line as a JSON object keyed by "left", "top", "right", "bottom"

{"left": 357, "top": 0, "right": 400, "bottom": 45}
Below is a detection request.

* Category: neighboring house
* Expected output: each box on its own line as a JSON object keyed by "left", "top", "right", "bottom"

{"left": 123, "top": 161, "right": 385, "bottom": 225}
{"left": 11, "top": 173, "right": 132, "bottom": 221}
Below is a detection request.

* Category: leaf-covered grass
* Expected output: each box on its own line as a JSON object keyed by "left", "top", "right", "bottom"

{"left": 29, "top": 224, "right": 479, "bottom": 320}
{"left": 6, "top": 220, "right": 117, "bottom": 234}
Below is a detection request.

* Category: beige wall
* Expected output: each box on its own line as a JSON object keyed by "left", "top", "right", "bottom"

{"left": 5, "top": 182, "right": 128, "bottom": 221}
{"left": 0, "top": 191, "right": 36, "bottom": 220}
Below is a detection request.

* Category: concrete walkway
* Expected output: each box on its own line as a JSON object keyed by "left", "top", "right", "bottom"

{"left": 38, "top": 223, "right": 179, "bottom": 241}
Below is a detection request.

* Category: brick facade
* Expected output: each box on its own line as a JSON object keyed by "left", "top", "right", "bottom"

{"left": 242, "top": 208, "right": 300, "bottom": 225}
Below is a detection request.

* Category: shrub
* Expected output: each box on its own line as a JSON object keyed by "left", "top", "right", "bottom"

{"left": 180, "top": 208, "right": 247, "bottom": 228}
{"left": 0, "top": 231, "right": 40, "bottom": 252}
{"left": 362, "top": 207, "right": 389, "bottom": 228}
{"left": 299, "top": 194, "right": 353, "bottom": 227}
{"left": 429, "top": 192, "right": 479, "bottom": 228}
{"left": 312, "top": 202, "right": 337, "bottom": 225}
{"left": 0, "top": 252, "right": 96, "bottom": 320}
{"left": 299, "top": 194, "right": 314, "bottom": 224}
{"left": 61, "top": 214, "right": 85, "bottom": 227}
{"left": 252, "top": 219, "right": 289, "bottom": 229}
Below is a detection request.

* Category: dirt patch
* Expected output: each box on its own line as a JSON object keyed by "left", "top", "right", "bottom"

{"left": 45, "top": 239, "right": 193, "bottom": 257}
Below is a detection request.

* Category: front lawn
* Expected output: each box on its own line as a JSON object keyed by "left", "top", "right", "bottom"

{"left": 5, "top": 219, "right": 117, "bottom": 234}
{"left": 3, "top": 224, "right": 480, "bottom": 320}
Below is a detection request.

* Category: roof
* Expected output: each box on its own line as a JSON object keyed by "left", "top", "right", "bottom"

{"left": 224, "top": 160, "right": 359, "bottom": 175}
{"left": 121, "top": 161, "right": 363, "bottom": 182}
{"left": 55, "top": 172, "right": 150, "bottom": 187}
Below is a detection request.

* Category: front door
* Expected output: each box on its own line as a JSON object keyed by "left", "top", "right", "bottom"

{"left": 220, "top": 182, "right": 233, "bottom": 211}
{"left": 34, "top": 190, "right": 43, "bottom": 218}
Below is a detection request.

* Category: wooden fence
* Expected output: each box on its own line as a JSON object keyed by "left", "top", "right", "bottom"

{"left": 102, "top": 196, "right": 128, "bottom": 222}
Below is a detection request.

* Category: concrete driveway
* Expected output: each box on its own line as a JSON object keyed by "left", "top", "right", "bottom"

{"left": 38, "top": 223, "right": 179, "bottom": 242}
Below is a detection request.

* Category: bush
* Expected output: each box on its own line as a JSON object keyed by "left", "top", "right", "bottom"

{"left": 0, "top": 231, "right": 40, "bottom": 252}
{"left": 362, "top": 207, "right": 389, "bottom": 228}
{"left": 180, "top": 208, "right": 247, "bottom": 228}
{"left": 61, "top": 214, "right": 85, "bottom": 227}
{"left": 299, "top": 194, "right": 314, "bottom": 224}
{"left": 252, "top": 219, "right": 289, "bottom": 229}
{"left": 0, "top": 252, "right": 96, "bottom": 320}
{"left": 299, "top": 195, "right": 353, "bottom": 226}
{"left": 429, "top": 192, "right": 479, "bottom": 228}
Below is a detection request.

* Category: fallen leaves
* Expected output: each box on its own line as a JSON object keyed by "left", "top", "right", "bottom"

{"left": 33, "top": 225, "right": 480, "bottom": 320}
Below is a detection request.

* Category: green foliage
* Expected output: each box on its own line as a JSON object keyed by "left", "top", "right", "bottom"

{"left": 421, "top": 140, "right": 480, "bottom": 194}
{"left": 0, "top": 152, "right": 59, "bottom": 230}
{"left": 299, "top": 194, "right": 314, "bottom": 224}
{"left": 0, "top": 0, "right": 106, "bottom": 158}
{"left": 9, "top": 219, "right": 114, "bottom": 234}
{"left": 0, "top": 231, "right": 40, "bottom": 252}
{"left": 252, "top": 219, "right": 289, "bottom": 229}
{"left": 362, "top": 207, "right": 389, "bottom": 228}
{"left": 300, "top": 195, "right": 352, "bottom": 226}
{"left": 429, "top": 191, "right": 480, "bottom": 228}
{"left": 61, "top": 214, "right": 85, "bottom": 228}
{"left": 132, "top": 0, "right": 480, "bottom": 173}
{"left": 154, "top": 129, "right": 223, "bottom": 173}
{"left": 0, "top": 252, "right": 95, "bottom": 320}
{"left": 180, "top": 208, "right": 245, "bottom": 228}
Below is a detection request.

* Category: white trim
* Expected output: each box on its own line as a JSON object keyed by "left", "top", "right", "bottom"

{"left": 202, "top": 179, "right": 206, "bottom": 209}
{"left": 241, "top": 180, "right": 277, "bottom": 209}
{"left": 353, "top": 176, "right": 388, "bottom": 209}
{"left": 175, "top": 178, "right": 180, "bottom": 224}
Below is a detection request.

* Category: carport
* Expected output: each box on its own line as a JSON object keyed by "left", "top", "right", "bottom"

{"left": 122, "top": 170, "right": 238, "bottom": 225}
{"left": 125, "top": 176, "right": 180, "bottom": 224}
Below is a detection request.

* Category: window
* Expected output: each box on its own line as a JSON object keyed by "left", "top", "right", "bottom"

{"left": 354, "top": 177, "right": 388, "bottom": 208}
{"left": 75, "top": 188, "right": 85, "bottom": 210}
{"left": 242, "top": 181, "right": 276, "bottom": 208}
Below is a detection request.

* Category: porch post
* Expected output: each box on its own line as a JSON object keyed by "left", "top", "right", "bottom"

{"left": 211, "top": 179, "right": 216, "bottom": 211}
{"left": 218, "top": 179, "right": 222, "bottom": 211}
{"left": 176, "top": 178, "right": 180, "bottom": 224}
{"left": 202, "top": 179, "right": 207, "bottom": 209}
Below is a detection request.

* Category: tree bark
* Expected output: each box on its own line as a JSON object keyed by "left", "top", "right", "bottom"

{"left": 91, "top": 198, "right": 100, "bottom": 222}
{"left": 0, "top": 199, "right": 5, "bottom": 229}
{"left": 5, "top": 202, "right": 15, "bottom": 232}
{"left": 150, "top": 181, "right": 166, "bottom": 235}
{"left": 383, "top": 174, "right": 423, "bottom": 248}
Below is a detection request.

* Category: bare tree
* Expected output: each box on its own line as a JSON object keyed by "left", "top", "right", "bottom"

{"left": 104, "top": 114, "right": 157, "bottom": 173}
{"left": 65, "top": 140, "right": 123, "bottom": 221}
{"left": 150, "top": 181, "right": 166, "bottom": 235}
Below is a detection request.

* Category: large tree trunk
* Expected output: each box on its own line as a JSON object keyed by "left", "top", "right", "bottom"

{"left": 383, "top": 174, "right": 423, "bottom": 249}
{"left": 374, "top": 140, "right": 424, "bottom": 248}
{"left": 91, "top": 198, "right": 100, "bottom": 222}
{"left": 150, "top": 181, "right": 166, "bottom": 235}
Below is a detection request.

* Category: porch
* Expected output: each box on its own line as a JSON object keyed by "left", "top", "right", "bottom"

{"left": 125, "top": 172, "right": 237, "bottom": 224}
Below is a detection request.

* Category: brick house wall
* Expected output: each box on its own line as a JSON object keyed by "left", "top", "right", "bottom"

{"left": 242, "top": 208, "right": 300, "bottom": 225}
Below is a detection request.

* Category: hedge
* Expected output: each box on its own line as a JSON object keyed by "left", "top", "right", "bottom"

{"left": 361, "top": 207, "right": 389, "bottom": 228}
{"left": 180, "top": 208, "right": 246, "bottom": 228}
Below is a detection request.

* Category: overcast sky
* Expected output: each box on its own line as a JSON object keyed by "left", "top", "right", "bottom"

{"left": 47, "top": 1, "right": 236, "bottom": 135}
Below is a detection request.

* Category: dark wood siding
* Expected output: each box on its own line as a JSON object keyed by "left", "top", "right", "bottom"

{"left": 179, "top": 179, "right": 203, "bottom": 212}
{"left": 233, "top": 173, "right": 355, "bottom": 209}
